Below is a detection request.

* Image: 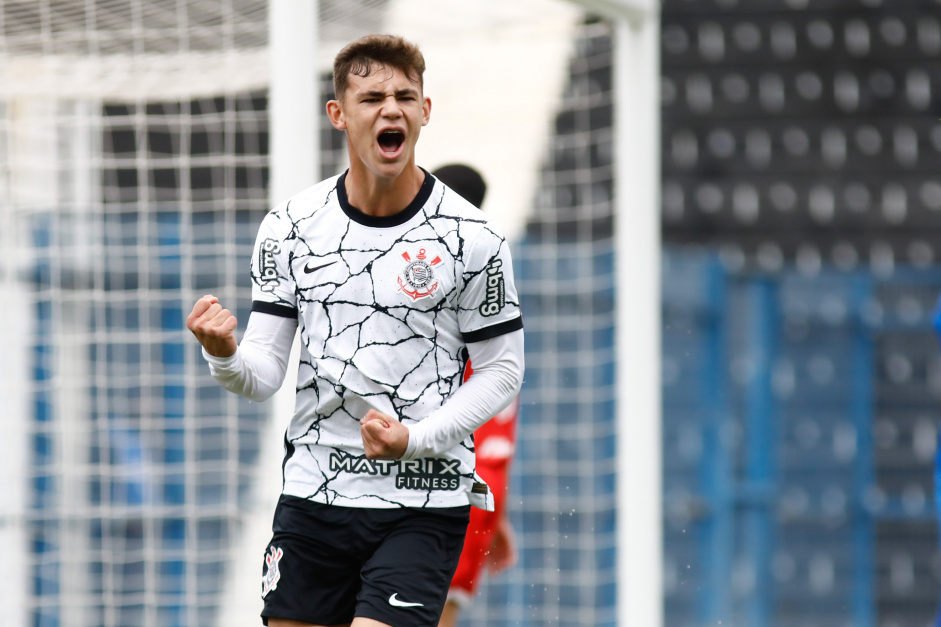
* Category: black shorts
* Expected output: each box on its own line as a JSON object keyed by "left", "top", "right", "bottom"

{"left": 260, "top": 495, "right": 470, "bottom": 626}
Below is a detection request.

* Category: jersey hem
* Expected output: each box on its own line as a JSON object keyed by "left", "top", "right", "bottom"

{"left": 281, "top": 485, "right": 479, "bottom": 510}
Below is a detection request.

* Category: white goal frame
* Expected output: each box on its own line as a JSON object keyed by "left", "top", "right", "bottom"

{"left": 562, "top": 2, "right": 663, "bottom": 626}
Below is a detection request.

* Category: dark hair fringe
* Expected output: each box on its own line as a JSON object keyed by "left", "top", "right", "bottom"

{"left": 333, "top": 34, "right": 425, "bottom": 99}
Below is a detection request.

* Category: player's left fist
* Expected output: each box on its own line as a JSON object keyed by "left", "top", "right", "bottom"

{"left": 360, "top": 409, "right": 409, "bottom": 460}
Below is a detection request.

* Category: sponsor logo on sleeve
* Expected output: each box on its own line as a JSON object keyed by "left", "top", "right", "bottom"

{"left": 478, "top": 259, "right": 505, "bottom": 317}
{"left": 258, "top": 238, "right": 281, "bottom": 293}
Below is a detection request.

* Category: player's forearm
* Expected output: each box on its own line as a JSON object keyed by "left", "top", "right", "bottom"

{"left": 202, "top": 311, "right": 297, "bottom": 402}
{"left": 402, "top": 329, "right": 524, "bottom": 460}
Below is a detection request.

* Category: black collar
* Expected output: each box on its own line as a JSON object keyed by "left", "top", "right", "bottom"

{"left": 336, "top": 168, "right": 434, "bottom": 227}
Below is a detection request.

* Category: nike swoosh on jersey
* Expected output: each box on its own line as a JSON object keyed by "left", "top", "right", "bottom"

{"left": 388, "top": 593, "right": 424, "bottom": 608}
{"left": 303, "top": 260, "right": 337, "bottom": 274}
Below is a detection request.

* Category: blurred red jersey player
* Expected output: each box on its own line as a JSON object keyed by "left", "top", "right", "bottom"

{"left": 447, "top": 362, "right": 518, "bottom": 610}
{"left": 432, "top": 164, "right": 519, "bottom": 627}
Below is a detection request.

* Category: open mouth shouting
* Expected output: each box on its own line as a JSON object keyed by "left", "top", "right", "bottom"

{"left": 377, "top": 129, "right": 405, "bottom": 158}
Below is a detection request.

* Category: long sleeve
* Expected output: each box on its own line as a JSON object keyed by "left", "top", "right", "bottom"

{"left": 401, "top": 328, "right": 524, "bottom": 460}
{"left": 201, "top": 311, "right": 298, "bottom": 402}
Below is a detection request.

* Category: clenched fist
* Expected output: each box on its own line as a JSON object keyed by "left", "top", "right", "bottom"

{"left": 186, "top": 295, "right": 238, "bottom": 357}
{"left": 360, "top": 409, "right": 409, "bottom": 460}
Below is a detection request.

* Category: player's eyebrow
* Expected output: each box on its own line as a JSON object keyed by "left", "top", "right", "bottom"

{"left": 358, "top": 88, "right": 419, "bottom": 100}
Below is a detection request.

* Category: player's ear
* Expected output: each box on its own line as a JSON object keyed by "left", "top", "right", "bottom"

{"left": 421, "top": 96, "right": 431, "bottom": 127}
{"left": 326, "top": 99, "right": 346, "bottom": 131}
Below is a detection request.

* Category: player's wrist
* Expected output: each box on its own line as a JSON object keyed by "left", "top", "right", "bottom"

{"left": 202, "top": 345, "right": 239, "bottom": 366}
{"left": 400, "top": 424, "right": 419, "bottom": 460}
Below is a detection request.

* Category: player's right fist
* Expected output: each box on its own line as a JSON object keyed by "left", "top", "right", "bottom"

{"left": 186, "top": 295, "right": 238, "bottom": 357}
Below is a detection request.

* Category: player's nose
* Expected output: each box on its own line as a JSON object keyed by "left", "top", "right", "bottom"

{"left": 380, "top": 96, "right": 402, "bottom": 118}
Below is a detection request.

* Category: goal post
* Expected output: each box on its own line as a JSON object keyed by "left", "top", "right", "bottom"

{"left": 216, "top": 2, "right": 318, "bottom": 624}
{"left": 567, "top": 2, "right": 663, "bottom": 625}
{"left": 612, "top": 13, "right": 663, "bottom": 627}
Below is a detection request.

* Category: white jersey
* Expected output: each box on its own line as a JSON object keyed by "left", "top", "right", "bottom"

{"left": 250, "top": 170, "right": 523, "bottom": 508}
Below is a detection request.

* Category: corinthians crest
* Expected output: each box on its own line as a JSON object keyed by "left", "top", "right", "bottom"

{"left": 397, "top": 248, "right": 442, "bottom": 300}
{"left": 261, "top": 545, "right": 283, "bottom": 598}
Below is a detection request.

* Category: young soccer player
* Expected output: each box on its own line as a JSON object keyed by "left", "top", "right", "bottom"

{"left": 186, "top": 35, "right": 524, "bottom": 627}
{"left": 430, "top": 164, "right": 519, "bottom": 627}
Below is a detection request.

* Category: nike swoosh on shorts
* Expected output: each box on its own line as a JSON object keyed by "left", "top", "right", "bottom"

{"left": 388, "top": 593, "right": 424, "bottom": 608}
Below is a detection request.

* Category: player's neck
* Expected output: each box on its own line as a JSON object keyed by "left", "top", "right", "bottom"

{"left": 345, "top": 163, "right": 425, "bottom": 217}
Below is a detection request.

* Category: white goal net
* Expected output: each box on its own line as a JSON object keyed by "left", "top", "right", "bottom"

{"left": 0, "top": 2, "right": 642, "bottom": 626}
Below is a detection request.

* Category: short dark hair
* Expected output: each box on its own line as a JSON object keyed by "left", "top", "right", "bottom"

{"left": 433, "top": 164, "right": 487, "bottom": 209}
{"left": 332, "top": 34, "right": 426, "bottom": 100}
